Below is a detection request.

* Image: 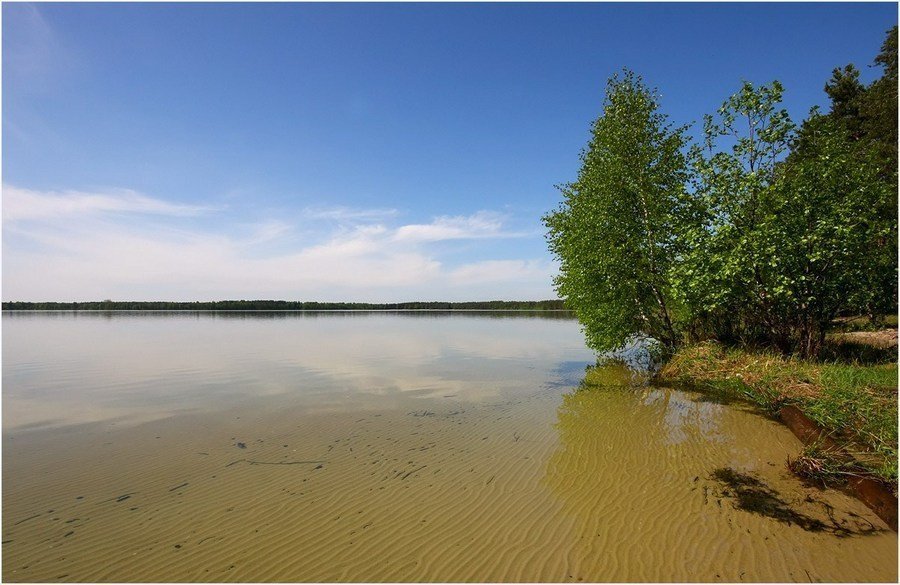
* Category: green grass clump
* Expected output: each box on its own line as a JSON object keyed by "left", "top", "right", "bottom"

{"left": 806, "top": 363, "right": 898, "bottom": 481}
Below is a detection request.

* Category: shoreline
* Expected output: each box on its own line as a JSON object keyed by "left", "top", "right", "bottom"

{"left": 0, "top": 308, "right": 575, "bottom": 312}
{"left": 653, "top": 340, "right": 898, "bottom": 531}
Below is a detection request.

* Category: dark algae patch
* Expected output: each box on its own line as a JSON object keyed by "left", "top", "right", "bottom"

{"left": 12, "top": 514, "right": 41, "bottom": 526}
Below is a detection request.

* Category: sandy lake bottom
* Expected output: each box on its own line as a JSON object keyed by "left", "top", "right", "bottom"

{"left": 3, "top": 312, "right": 896, "bottom": 582}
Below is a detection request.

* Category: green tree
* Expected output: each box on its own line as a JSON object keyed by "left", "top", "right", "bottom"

{"left": 824, "top": 64, "right": 865, "bottom": 137}
{"left": 807, "top": 26, "right": 897, "bottom": 181}
{"left": 543, "top": 71, "right": 689, "bottom": 353}
{"left": 761, "top": 114, "right": 892, "bottom": 356}
{"left": 686, "top": 78, "right": 894, "bottom": 357}
{"left": 860, "top": 25, "right": 898, "bottom": 176}
{"left": 793, "top": 26, "right": 898, "bottom": 321}
{"left": 679, "top": 81, "right": 796, "bottom": 350}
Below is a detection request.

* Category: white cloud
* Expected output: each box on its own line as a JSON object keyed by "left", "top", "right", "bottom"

{"left": 449, "top": 259, "right": 555, "bottom": 285}
{"left": 2, "top": 185, "right": 211, "bottom": 222}
{"left": 2, "top": 185, "right": 556, "bottom": 301}
{"left": 393, "top": 211, "right": 509, "bottom": 242}
{"left": 242, "top": 220, "right": 293, "bottom": 245}
{"left": 301, "top": 205, "right": 399, "bottom": 222}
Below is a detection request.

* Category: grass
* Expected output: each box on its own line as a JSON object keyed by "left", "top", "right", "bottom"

{"left": 820, "top": 338, "right": 897, "bottom": 363}
{"left": 832, "top": 313, "right": 899, "bottom": 332}
{"left": 657, "top": 341, "right": 898, "bottom": 488}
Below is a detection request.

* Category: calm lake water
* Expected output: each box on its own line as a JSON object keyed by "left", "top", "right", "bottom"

{"left": 2, "top": 311, "right": 896, "bottom": 582}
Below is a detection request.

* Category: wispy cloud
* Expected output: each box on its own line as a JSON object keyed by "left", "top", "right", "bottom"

{"left": 393, "top": 211, "right": 512, "bottom": 243}
{"left": 5, "top": 4, "right": 56, "bottom": 75}
{"left": 300, "top": 205, "right": 399, "bottom": 222}
{"left": 2, "top": 185, "right": 212, "bottom": 222}
{"left": 2, "top": 185, "right": 555, "bottom": 301}
{"left": 4, "top": 4, "right": 79, "bottom": 93}
{"left": 242, "top": 220, "right": 293, "bottom": 245}
{"left": 449, "top": 259, "right": 555, "bottom": 285}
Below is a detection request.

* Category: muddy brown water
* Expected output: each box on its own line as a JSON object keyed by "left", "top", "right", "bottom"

{"left": 3, "top": 311, "right": 897, "bottom": 582}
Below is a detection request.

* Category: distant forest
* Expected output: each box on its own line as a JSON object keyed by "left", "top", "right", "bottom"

{"left": 1, "top": 300, "right": 567, "bottom": 311}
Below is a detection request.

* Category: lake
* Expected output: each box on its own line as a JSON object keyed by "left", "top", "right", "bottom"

{"left": 2, "top": 311, "right": 896, "bottom": 582}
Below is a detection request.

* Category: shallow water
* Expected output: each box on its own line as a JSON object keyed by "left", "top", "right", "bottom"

{"left": 3, "top": 311, "right": 896, "bottom": 582}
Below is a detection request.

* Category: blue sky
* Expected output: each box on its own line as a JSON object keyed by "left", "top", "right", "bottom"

{"left": 3, "top": 2, "right": 896, "bottom": 302}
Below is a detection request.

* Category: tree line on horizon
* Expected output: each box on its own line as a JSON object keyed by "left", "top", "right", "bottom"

{"left": 1, "top": 299, "right": 568, "bottom": 311}
{"left": 545, "top": 27, "right": 897, "bottom": 359}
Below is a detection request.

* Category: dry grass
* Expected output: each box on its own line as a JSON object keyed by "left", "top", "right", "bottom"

{"left": 830, "top": 329, "right": 899, "bottom": 349}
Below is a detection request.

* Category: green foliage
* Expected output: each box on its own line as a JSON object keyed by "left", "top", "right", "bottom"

{"left": 679, "top": 80, "right": 798, "bottom": 349}
{"left": 824, "top": 65, "right": 865, "bottom": 137}
{"left": 771, "top": 115, "right": 895, "bottom": 351}
{"left": 547, "top": 28, "right": 896, "bottom": 359}
{"left": 860, "top": 26, "right": 898, "bottom": 178}
{"left": 791, "top": 26, "right": 898, "bottom": 321}
{"left": 809, "top": 26, "right": 897, "bottom": 174}
{"left": 543, "top": 71, "right": 689, "bottom": 353}
{"left": 874, "top": 25, "right": 898, "bottom": 79}
{"left": 676, "top": 41, "right": 895, "bottom": 357}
